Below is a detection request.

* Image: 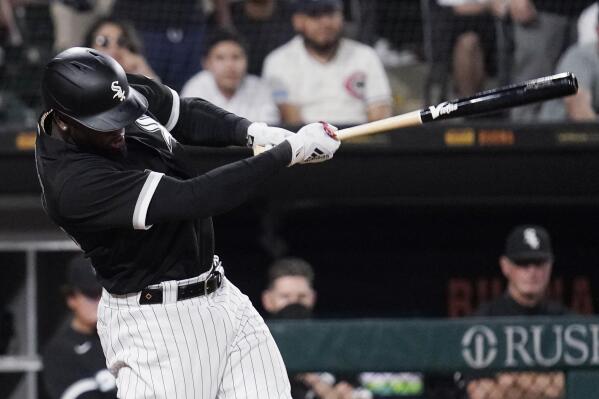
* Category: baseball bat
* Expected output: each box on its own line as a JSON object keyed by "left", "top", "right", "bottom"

{"left": 335, "top": 72, "right": 578, "bottom": 141}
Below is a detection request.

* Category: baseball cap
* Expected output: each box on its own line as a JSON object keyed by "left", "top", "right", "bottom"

{"left": 64, "top": 255, "right": 102, "bottom": 299}
{"left": 294, "top": 0, "right": 343, "bottom": 15}
{"left": 504, "top": 225, "right": 553, "bottom": 264}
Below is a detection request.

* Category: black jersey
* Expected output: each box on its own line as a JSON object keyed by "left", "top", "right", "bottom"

{"left": 42, "top": 321, "right": 116, "bottom": 399}
{"left": 473, "top": 292, "right": 571, "bottom": 317}
{"left": 36, "top": 74, "right": 291, "bottom": 293}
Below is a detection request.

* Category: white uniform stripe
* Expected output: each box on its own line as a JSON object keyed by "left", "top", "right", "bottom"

{"left": 206, "top": 307, "right": 224, "bottom": 376}
{"left": 228, "top": 358, "right": 239, "bottom": 399}
{"left": 235, "top": 344, "right": 249, "bottom": 398}
{"left": 132, "top": 171, "right": 164, "bottom": 230}
{"left": 248, "top": 316, "right": 281, "bottom": 396}
{"left": 244, "top": 317, "right": 271, "bottom": 399}
{"left": 120, "top": 312, "right": 137, "bottom": 397}
{"left": 114, "top": 300, "right": 132, "bottom": 399}
{"left": 175, "top": 308, "right": 195, "bottom": 397}
{"left": 165, "top": 88, "right": 181, "bottom": 131}
{"left": 139, "top": 308, "right": 168, "bottom": 398}
{"left": 151, "top": 306, "right": 179, "bottom": 398}
{"left": 97, "top": 271, "right": 292, "bottom": 399}
{"left": 185, "top": 304, "right": 205, "bottom": 398}
{"left": 165, "top": 305, "right": 189, "bottom": 399}
{"left": 199, "top": 309, "right": 214, "bottom": 396}
{"left": 127, "top": 308, "right": 151, "bottom": 397}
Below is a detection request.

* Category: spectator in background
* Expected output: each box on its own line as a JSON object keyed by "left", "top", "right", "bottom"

{"left": 181, "top": 28, "right": 280, "bottom": 124}
{"left": 262, "top": 0, "right": 392, "bottom": 126}
{"left": 0, "top": 0, "right": 23, "bottom": 47}
{"left": 509, "top": 0, "right": 595, "bottom": 121}
{"left": 262, "top": 257, "right": 367, "bottom": 399}
{"left": 230, "top": 0, "right": 295, "bottom": 76}
{"left": 467, "top": 225, "right": 567, "bottom": 399}
{"left": 84, "top": 17, "right": 158, "bottom": 79}
{"left": 577, "top": 1, "right": 598, "bottom": 45}
{"left": 263, "top": 258, "right": 421, "bottom": 399}
{"left": 111, "top": 0, "right": 231, "bottom": 91}
{"left": 434, "top": 0, "right": 506, "bottom": 98}
{"left": 42, "top": 255, "right": 116, "bottom": 399}
{"left": 50, "top": 0, "right": 114, "bottom": 51}
{"left": 540, "top": 9, "right": 599, "bottom": 121}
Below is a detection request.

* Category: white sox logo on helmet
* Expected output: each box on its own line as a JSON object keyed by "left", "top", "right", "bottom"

{"left": 111, "top": 81, "right": 126, "bottom": 102}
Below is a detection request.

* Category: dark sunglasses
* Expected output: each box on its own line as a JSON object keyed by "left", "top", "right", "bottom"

{"left": 94, "top": 34, "right": 130, "bottom": 49}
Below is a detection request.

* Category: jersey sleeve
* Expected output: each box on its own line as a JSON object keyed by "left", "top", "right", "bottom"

{"left": 57, "top": 143, "right": 292, "bottom": 231}
{"left": 262, "top": 51, "right": 295, "bottom": 105}
{"left": 58, "top": 166, "right": 164, "bottom": 231}
{"left": 363, "top": 48, "right": 392, "bottom": 106}
{"left": 127, "top": 73, "right": 181, "bottom": 131}
{"left": 128, "top": 73, "right": 250, "bottom": 147}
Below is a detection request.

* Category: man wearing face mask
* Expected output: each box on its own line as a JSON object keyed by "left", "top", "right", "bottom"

{"left": 262, "top": 258, "right": 373, "bottom": 399}
{"left": 466, "top": 225, "right": 570, "bottom": 399}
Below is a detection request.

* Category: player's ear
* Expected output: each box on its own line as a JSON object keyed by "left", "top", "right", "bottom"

{"left": 292, "top": 14, "right": 305, "bottom": 33}
{"left": 499, "top": 256, "right": 511, "bottom": 278}
{"left": 65, "top": 293, "right": 77, "bottom": 311}
{"left": 262, "top": 290, "right": 275, "bottom": 313}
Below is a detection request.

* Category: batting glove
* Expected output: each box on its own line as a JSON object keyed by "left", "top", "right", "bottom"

{"left": 286, "top": 122, "right": 340, "bottom": 166}
{"left": 247, "top": 122, "right": 294, "bottom": 152}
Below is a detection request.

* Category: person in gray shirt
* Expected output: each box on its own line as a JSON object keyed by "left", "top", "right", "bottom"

{"left": 540, "top": 9, "right": 599, "bottom": 121}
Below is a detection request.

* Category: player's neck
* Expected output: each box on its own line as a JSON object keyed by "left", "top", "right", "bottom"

{"left": 245, "top": 1, "right": 275, "bottom": 20}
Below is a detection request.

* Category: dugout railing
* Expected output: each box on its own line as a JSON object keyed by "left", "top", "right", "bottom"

{"left": 268, "top": 317, "right": 599, "bottom": 398}
{"left": 1, "top": 248, "right": 598, "bottom": 399}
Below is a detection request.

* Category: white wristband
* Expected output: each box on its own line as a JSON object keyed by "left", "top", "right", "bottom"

{"left": 247, "top": 122, "right": 268, "bottom": 147}
{"left": 285, "top": 134, "right": 304, "bottom": 166}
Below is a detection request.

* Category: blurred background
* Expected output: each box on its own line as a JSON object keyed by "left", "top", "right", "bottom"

{"left": 0, "top": 0, "right": 598, "bottom": 398}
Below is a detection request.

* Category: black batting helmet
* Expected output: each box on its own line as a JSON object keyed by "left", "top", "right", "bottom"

{"left": 41, "top": 47, "right": 148, "bottom": 132}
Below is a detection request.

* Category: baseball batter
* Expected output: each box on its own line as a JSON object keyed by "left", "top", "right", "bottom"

{"left": 35, "top": 47, "right": 340, "bottom": 399}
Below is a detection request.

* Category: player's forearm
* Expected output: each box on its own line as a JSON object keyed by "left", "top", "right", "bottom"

{"left": 172, "top": 97, "right": 251, "bottom": 147}
{"left": 145, "top": 142, "right": 291, "bottom": 224}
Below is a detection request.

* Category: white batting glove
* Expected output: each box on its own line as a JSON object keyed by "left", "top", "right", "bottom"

{"left": 247, "top": 122, "right": 294, "bottom": 152}
{"left": 286, "top": 122, "right": 340, "bottom": 166}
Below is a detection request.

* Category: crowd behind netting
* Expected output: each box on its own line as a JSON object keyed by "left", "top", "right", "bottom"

{"left": 0, "top": 0, "right": 597, "bottom": 132}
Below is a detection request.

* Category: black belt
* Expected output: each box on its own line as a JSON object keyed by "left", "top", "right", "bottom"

{"left": 139, "top": 272, "right": 222, "bottom": 305}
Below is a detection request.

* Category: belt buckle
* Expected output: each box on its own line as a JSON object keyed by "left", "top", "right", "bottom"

{"left": 204, "top": 271, "right": 221, "bottom": 297}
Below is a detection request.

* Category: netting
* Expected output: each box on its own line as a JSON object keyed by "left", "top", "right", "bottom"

{"left": 0, "top": 0, "right": 595, "bottom": 128}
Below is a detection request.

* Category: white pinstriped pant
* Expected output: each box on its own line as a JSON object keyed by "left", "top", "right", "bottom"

{"left": 97, "top": 265, "right": 291, "bottom": 399}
